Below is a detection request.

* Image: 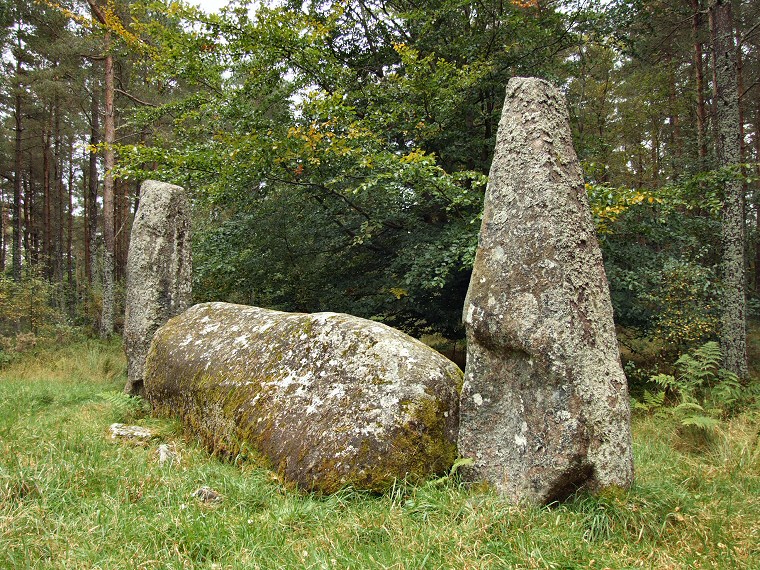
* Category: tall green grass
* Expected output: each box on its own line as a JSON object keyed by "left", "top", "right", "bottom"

{"left": 1, "top": 340, "right": 757, "bottom": 569}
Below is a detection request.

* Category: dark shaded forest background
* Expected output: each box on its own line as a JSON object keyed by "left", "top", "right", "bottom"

{"left": 1, "top": 0, "right": 759, "bottom": 383}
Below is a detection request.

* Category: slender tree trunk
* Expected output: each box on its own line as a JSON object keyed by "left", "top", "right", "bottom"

{"left": 101, "top": 35, "right": 116, "bottom": 338}
{"left": 666, "top": 53, "right": 681, "bottom": 164}
{"left": 115, "top": 179, "right": 132, "bottom": 282}
{"left": 86, "top": 89, "right": 99, "bottom": 288}
{"left": 651, "top": 116, "right": 660, "bottom": 185}
{"left": 0, "top": 186, "right": 5, "bottom": 273}
{"left": 691, "top": 0, "right": 708, "bottom": 163}
{"left": 85, "top": 0, "right": 116, "bottom": 337}
{"left": 67, "top": 138, "right": 74, "bottom": 296}
{"left": 709, "top": 0, "right": 748, "bottom": 378}
{"left": 25, "top": 161, "right": 34, "bottom": 265}
{"left": 755, "top": 101, "right": 760, "bottom": 293}
{"left": 12, "top": 57, "right": 23, "bottom": 282}
{"left": 54, "top": 97, "right": 64, "bottom": 290}
{"left": 42, "top": 124, "right": 52, "bottom": 278}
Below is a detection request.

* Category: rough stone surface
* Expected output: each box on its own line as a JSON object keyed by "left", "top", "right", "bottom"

{"left": 109, "top": 423, "right": 153, "bottom": 441}
{"left": 459, "top": 77, "right": 634, "bottom": 504}
{"left": 124, "top": 180, "right": 192, "bottom": 396}
{"left": 144, "top": 302, "right": 463, "bottom": 493}
{"left": 157, "top": 443, "right": 179, "bottom": 466}
{"left": 193, "top": 486, "right": 223, "bottom": 504}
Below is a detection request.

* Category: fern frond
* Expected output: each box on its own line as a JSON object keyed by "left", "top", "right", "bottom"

{"left": 643, "top": 390, "right": 666, "bottom": 408}
{"left": 652, "top": 374, "right": 677, "bottom": 389}
{"left": 674, "top": 401, "right": 705, "bottom": 413}
{"left": 680, "top": 415, "right": 720, "bottom": 431}
{"left": 692, "top": 341, "right": 722, "bottom": 369}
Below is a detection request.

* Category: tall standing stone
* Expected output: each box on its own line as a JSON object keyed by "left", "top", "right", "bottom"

{"left": 459, "top": 78, "right": 634, "bottom": 504}
{"left": 123, "top": 180, "right": 192, "bottom": 397}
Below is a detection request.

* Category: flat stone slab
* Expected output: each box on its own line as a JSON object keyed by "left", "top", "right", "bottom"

{"left": 109, "top": 423, "right": 153, "bottom": 441}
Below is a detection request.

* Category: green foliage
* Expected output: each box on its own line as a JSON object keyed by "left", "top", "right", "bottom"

{"left": 587, "top": 178, "right": 723, "bottom": 354}
{"left": 100, "top": 390, "right": 150, "bottom": 424}
{"left": 0, "top": 272, "right": 69, "bottom": 337}
{"left": 631, "top": 388, "right": 666, "bottom": 414}
{"left": 108, "top": 0, "right": 580, "bottom": 338}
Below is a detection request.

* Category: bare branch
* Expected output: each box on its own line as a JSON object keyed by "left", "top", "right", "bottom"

{"left": 115, "top": 88, "right": 157, "bottom": 107}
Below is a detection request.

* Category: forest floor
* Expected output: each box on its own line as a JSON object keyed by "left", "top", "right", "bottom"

{"left": 0, "top": 340, "right": 757, "bottom": 569}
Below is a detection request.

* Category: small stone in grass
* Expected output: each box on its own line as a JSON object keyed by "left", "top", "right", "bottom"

{"left": 109, "top": 423, "right": 153, "bottom": 441}
{"left": 157, "top": 443, "right": 179, "bottom": 466}
{"left": 193, "top": 486, "right": 223, "bottom": 504}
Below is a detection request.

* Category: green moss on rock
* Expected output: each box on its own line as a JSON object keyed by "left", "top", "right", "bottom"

{"left": 145, "top": 302, "right": 463, "bottom": 493}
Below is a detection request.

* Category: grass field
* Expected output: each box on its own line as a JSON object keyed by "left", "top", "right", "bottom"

{"left": 0, "top": 340, "right": 758, "bottom": 569}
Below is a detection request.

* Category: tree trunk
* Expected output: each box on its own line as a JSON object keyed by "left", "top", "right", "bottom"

{"left": 12, "top": 55, "right": 23, "bottom": 282}
{"left": 0, "top": 186, "right": 4, "bottom": 273}
{"left": 101, "top": 38, "right": 116, "bottom": 338}
{"left": 754, "top": 99, "right": 760, "bottom": 293}
{"left": 666, "top": 53, "right": 681, "bottom": 164}
{"left": 651, "top": 115, "right": 660, "bottom": 185}
{"left": 690, "top": 0, "right": 708, "bottom": 164}
{"left": 67, "top": 137, "right": 74, "bottom": 307}
{"left": 87, "top": 0, "right": 117, "bottom": 338}
{"left": 54, "top": 96, "right": 64, "bottom": 291}
{"left": 736, "top": 25, "right": 745, "bottom": 164}
{"left": 709, "top": 0, "right": 748, "bottom": 378}
{"left": 86, "top": 88, "right": 99, "bottom": 288}
{"left": 25, "top": 161, "right": 35, "bottom": 265}
{"left": 42, "top": 124, "right": 52, "bottom": 278}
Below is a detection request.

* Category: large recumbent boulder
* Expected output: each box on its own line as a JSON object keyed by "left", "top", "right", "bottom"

{"left": 145, "top": 302, "right": 463, "bottom": 493}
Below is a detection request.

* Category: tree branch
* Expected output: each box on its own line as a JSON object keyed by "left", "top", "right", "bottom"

{"left": 115, "top": 88, "right": 157, "bottom": 107}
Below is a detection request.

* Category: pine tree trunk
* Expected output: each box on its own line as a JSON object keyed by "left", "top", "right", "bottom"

{"left": 86, "top": 89, "right": 99, "bottom": 288}
{"left": 25, "top": 162, "right": 34, "bottom": 265}
{"left": 666, "top": 53, "right": 681, "bottom": 164}
{"left": 54, "top": 97, "right": 64, "bottom": 291}
{"left": 86, "top": 0, "right": 117, "bottom": 338}
{"left": 651, "top": 116, "right": 660, "bottom": 185}
{"left": 100, "top": 39, "right": 116, "bottom": 339}
{"left": 709, "top": 0, "right": 748, "bottom": 378}
{"left": 754, "top": 101, "right": 760, "bottom": 293}
{"left": 0, "top": 186, "right": 4, "bottom": 273}
{"left": 12, "top": 57, "right": 23, "bottom": 282}
{"left": 691, "top": 0, "right": 708, "bottom": 163}
{"left": 67, "top": 137, "right": 74, "bottom": 309}
{"left": 42, "top": 124, "right": 52, "bottom": 278}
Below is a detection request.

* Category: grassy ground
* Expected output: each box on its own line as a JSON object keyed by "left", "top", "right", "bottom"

{"left": 0, "top": 340, "right": 758, "bottom": 569}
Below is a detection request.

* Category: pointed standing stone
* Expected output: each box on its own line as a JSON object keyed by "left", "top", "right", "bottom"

{"left": 123, "top": 180, "right": 192, "bottom": 397}
{"left": 459, "top": 78, "right": 634, "bottom": 504}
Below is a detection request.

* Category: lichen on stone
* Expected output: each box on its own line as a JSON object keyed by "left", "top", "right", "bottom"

{"left": 458, "top": 77, "right": 634, "bottom": 505}
{"left": 123, "top": 180, "right": 192, "bottom": 397}
{"left": 145, "top": 302, "right": 463, "bottom": 494}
